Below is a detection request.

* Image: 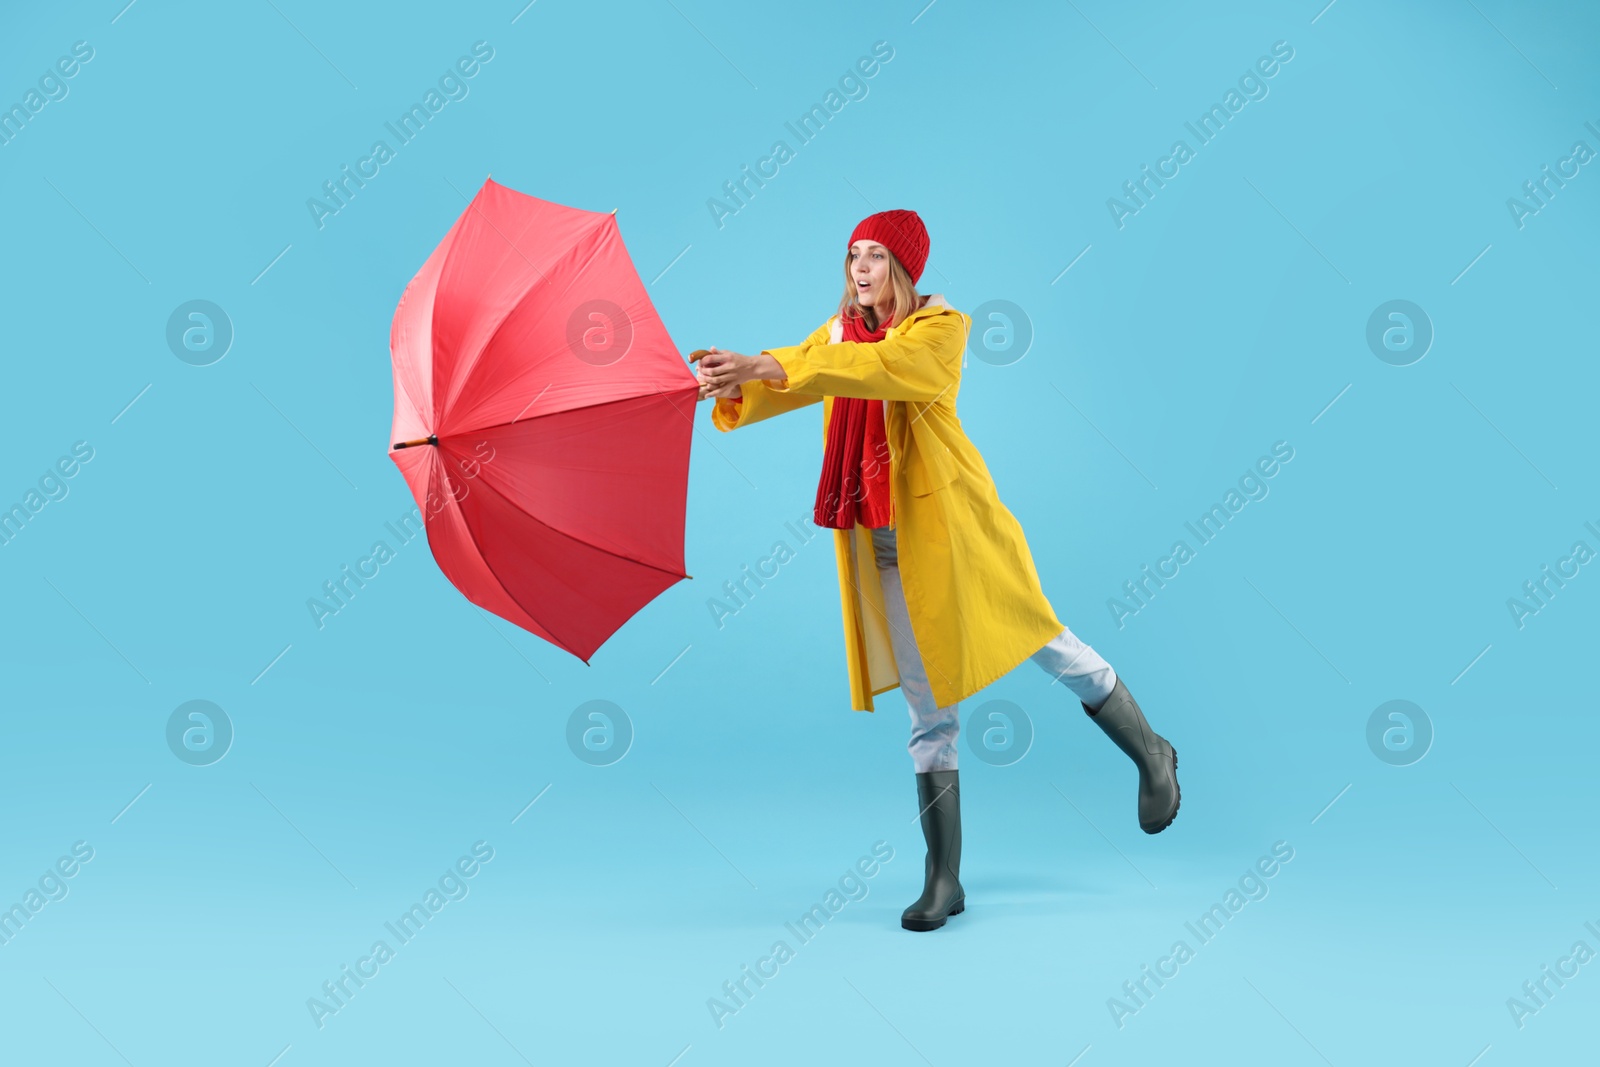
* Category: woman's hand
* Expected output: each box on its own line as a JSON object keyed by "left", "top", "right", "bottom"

{"left": 690, "top": 349, "right": 744, "bottom": 400}
{"left": 691, "top": 347, "right": 754, "bottom": 392}
{"left": 691, "top": 347, "right": 779, "bottom": 399}
{"left": 697, "top": 374, "right": 741, "bottom": 401}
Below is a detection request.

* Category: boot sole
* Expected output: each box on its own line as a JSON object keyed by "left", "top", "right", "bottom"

{"left": 1141, "top": 747, "right": 1180, "bottom": 835}
{"left": 901, "top": 898, "right": 964, "bottom": 932}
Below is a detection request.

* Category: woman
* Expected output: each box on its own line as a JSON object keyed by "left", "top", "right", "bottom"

{"left": 691, "top": 210, "right": 1179, "bottom": 933}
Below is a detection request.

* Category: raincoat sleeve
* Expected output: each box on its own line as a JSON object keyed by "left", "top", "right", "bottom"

{"left": 709, "top": 319, "right": 831, "bottom": 432}
{"left": 761, "top": 311, "right": 963, "bottom": 404}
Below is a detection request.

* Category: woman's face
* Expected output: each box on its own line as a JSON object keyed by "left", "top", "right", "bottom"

{"left": 850, "top": 240, "right": 891, "bottom": 308}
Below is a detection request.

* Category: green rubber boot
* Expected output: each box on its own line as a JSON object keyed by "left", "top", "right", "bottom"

{"left": 1084, "top": 678, "right": 1180, "bottom": 834}
{"left": 901, "top": 769, "right": 965, "bottom": 932}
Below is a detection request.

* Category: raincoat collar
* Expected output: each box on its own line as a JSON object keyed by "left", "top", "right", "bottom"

{"left": 833, "top": 293, "right": 955, "bottom": 343}
{"left": 908, "top": 292, "right": 950, "bottom": 320}
{"left": 873, "top": 292, "right": 951, "bottom": 332}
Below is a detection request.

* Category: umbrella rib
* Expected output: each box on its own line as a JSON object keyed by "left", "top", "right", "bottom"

{"left": 433, "top": 460, "right": 588, "bottom": 655}
{"left": 393, "top": 222, "right": 461, "bottom": 439}
{"left": 444, "top": 386, "right": 690, "bottom": 442}
{"left": 437, "top": 198, "right": 614, "bottom": 428}
{"left": 453, "top": 447, "right": 689, "bottom": 581}
{"left": 436, "top": 459, "right": 681, "bottom": 661}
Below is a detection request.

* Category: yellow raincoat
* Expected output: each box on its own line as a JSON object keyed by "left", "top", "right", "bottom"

{"left": 710, "top": 294, "right": 1066, "bottom": 711}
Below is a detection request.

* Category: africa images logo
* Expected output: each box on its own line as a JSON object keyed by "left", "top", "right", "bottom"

{"left": 306, "top": 42, "right": 496, "bottom": 230}
{"left": 1106, "top": 40, "right": 1296, "bottom": 229}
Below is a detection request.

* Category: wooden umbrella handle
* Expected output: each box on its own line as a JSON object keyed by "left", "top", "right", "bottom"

{"left": 393, "top": 435, "right": 438, "bottom": 449}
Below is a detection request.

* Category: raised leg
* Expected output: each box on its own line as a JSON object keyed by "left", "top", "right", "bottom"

{"left": 1031, "top": 624, "right": 1179, "bottom": 833}
{"left": 1028, "top": 623, "right": 1117, "bottom": 710}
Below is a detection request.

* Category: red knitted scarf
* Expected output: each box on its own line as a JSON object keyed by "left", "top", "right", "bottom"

{"left": 813, "top": 308, "right": 894, "bottom": 530}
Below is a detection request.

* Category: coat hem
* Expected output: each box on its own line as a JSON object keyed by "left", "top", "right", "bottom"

{"left": 928, "top": 610, "right": 1066, "bottom": 709}
{"left": 853, "top": 679, "right": 901, "bottom": 713}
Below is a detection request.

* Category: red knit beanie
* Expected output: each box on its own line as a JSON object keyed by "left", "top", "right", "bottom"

{"left": 848, "top": 209, "right": 929, "bottom": 284}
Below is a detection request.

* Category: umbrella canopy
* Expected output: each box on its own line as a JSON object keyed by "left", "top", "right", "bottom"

{"left": 388, "top": 178, "right": 696, "bottom": 663}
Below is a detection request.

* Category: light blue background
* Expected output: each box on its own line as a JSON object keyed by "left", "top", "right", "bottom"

{"left": 2, "top": 0, "right": 1596, "bottom": 1063}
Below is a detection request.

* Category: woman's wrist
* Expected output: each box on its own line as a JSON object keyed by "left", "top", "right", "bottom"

{"left": 752, "top": 351, "right": 785, "bottom": 381}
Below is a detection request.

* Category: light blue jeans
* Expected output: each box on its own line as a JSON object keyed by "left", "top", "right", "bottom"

{"left": 870, "top": 524, "right": 1117, "bottom": 772}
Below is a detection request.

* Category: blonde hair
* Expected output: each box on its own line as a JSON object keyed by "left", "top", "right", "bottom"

{"left": 837, "top": 245, "right": 921, "bottom": 333}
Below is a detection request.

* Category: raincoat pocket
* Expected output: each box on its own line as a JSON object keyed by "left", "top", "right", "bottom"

{"left": 908, "top": 453, "right": 956, "bottom": 494}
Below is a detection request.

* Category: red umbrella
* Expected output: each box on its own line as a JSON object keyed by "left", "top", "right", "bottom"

{"left": 387, "top": 178, "right": 696, "bottom": 663}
